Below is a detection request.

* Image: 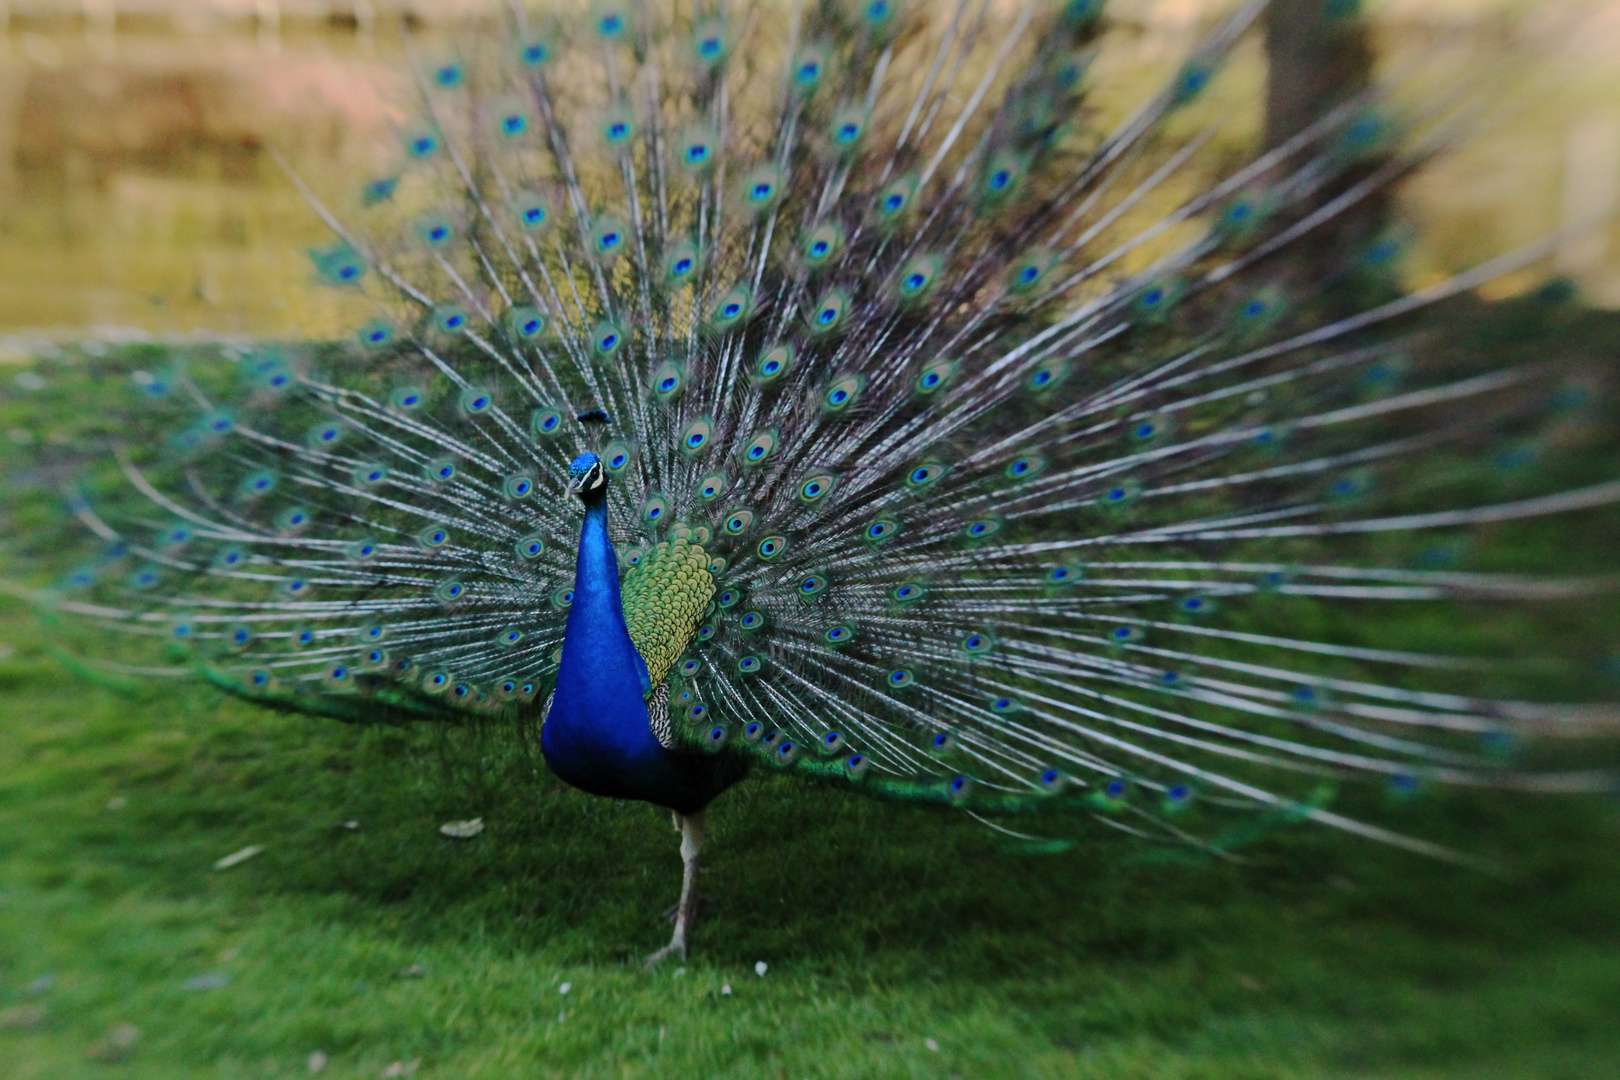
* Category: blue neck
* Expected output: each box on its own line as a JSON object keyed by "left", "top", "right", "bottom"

{"left": 559, "top": 498, "right": 650, "bottom": 699}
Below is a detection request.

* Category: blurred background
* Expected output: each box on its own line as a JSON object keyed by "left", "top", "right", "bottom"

{"left": 0, "top": 0, "right": 1615, "bottom": 356}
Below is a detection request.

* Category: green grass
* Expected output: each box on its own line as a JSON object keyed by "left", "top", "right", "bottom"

{"left": 2, "top": 596, "right": 1619, "bottom": 1079}
{"left": 2, "top": 303, "right": 1620, "bottom": 1077}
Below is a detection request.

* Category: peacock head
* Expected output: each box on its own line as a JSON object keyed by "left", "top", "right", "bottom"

{"left": 567, "top": 453, "right": 608, "bottom": 503}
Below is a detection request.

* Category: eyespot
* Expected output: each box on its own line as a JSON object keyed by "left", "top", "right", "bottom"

{"left": 278, "top": 508, "right": 312, "bottom": 533}
{"left": 358, "top": 320, "right": 395, "bottom": 348}
{"left": 809, "top": 291, "right": 849, "bottom": 333}
{"left": 738, "top": 611, "right": 764, "bottom": 631}
{"left": 551, "top": 585, "right": 574, "bottom": 609}
{"left": 802, "top": 224, "right": 842, "bottom": 266}
{"left": 519, "top": 38, "right": 550, "bottom": 66}
{"left": 601, "top": 105, "right": 635, "bottom": 146}
{"left": 717, "top": 588, "right": 742, "bottom": 608}
{"left": 691, "top": 18, "right": 727, "bottom": 62}
{"left": 306, "top": 422, "right": 345, "bottom": 448}
{"left": 737, "top": 655, "right": 762, "bottom": 675}
{"left": 830, "top": 106, "right": 866, "bottom": 147}
{"left": 641, "top": 495, "right": 671, "bottom": 524}
{"left": 824, "top": 623, "right": 854, "bottom": 646}
{"left": 876, "top": 178, "right": 915, "bottom": 220}
{"left": 906, "top": 462, "right": 948, "bottom": 489}
{"left": 914, "top": 360, "right": 956, "bottom": 396}
{"left": 347, "top": 539, "right": 379, "bottom": 562}
{"left": 434, "top": 305, "right": 469, "bottom": 334}
{"left": 602, "top": 441, "right": 634, "bottom": 473}
{"left": 740, "top": 431, "right": 777, "bottom": 465}
{"left": 312, "top": 242, "right": 366, "bottom": 286}
{"left": 798, "top": 472, "right": 836, "bottom": 504}
{"left": 982, "top": 149, "right": 1025, "bottom": 197}
{"left": 460, "top": 387, "right": 495, "bottom": 416}
{"left": 891, "top": 583, "right": 924, "bottom": 603}
{"left": 793, "top": 49, "right": 825, "bottom": 89}
{"left": 711, "top": 286, "right": 752, "bottom": 328}
{"left": 592, "top": 320, "right": 624, "bottom": 356}
{"left": 798, "top": 574, "right": 827, "bottom": 596}
{"left": 723, "top": 509, "right": 754, "bottom": 535}
{"left": 888, "top": 669, "right": 914, "bottom": 688}
{"left": 895, "top": 256, "right": 940, "bottom": 300}
{"left": 865, "top": 519, "right": 898, "bottom": 543}
{"left": 754, "top": 344, "right": 795, "bottom": 383}
{"left": 741, "top": 165, "right": 783, "bottom": 211}
{"left": 822, "top": 375, "right": 863, "bottom": 411}
{"left": 756, "top": 536, "right": 787, "bottom": 560}
{"left": 417, "top": 525, "right": 451, "bottom": 549}
{"left": 513, "top": 192, "right": 551, "bottom": 232}
{"left": 963, "top": 517, "right": 1001, "bottom": 541}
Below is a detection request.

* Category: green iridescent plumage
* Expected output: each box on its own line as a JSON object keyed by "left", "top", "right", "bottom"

{"left": 622, "top": 537, "right": 715, "bottom": 690}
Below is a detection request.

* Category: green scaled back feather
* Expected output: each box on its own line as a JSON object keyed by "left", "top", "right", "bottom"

{"left": 622, "top": 537, "right": 715, "bottom": 689}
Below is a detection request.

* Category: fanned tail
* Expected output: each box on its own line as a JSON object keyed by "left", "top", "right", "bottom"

{"left": 12, "top": 0, "right": 1619, "bottom": 861}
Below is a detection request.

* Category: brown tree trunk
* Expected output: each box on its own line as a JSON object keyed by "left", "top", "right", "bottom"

{"left": 1264, "top": 0, "right": 1373, "bottom": 151}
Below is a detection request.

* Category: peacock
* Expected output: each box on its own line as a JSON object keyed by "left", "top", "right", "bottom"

{"left": 9, "top": 0, "right": 1620, "bottom": 967}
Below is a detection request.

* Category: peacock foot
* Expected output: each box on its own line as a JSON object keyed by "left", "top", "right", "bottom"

{"left": 642, "top": 930, "right": 688, "bottom": 969}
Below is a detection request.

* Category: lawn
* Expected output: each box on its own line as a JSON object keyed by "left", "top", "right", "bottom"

{"left": 3, "top": 298, "right": 1620, "bottom": 1080}
{"left": 1, "top": 591, "right": 1618, "bottom": 1079}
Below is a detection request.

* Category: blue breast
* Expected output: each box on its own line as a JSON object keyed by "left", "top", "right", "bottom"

{"left": 540, "top": 498, "right": 740, "bottom": 813}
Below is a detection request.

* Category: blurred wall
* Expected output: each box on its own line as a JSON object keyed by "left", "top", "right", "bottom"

{"left": 0, "top": 0, "right": 1615, "bottom": 347}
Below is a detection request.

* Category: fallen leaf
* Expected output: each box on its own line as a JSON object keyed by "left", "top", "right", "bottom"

{"left": 0, "top": 1004, "right": 46, "bottom": 1030}
{"left": 307, "top": 1050, "right": 328, "bottom": 1074}
{"left": 86, "top": 1023, "right": 139, "bottom": 1063}
{"left": 213, "top": 845, "right": 264, "bottom": 871}
{"left": 439, "top": 818, "right": 484, "bottom": 839}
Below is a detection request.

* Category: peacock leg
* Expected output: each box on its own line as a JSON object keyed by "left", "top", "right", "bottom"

{"left": 644, "top": 809, "right": 705, "bottom": 968}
